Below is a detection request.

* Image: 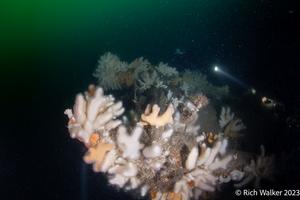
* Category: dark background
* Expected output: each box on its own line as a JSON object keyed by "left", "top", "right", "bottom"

{"left": 1, "top": 0, "right": 299, "bottom": 199}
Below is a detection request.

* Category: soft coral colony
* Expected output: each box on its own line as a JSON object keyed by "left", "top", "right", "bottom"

{"left": 64, "top": 52, "right": 274, "bottom": 200}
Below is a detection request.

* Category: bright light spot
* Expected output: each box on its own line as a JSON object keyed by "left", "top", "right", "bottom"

{"left": 251, "top": 88, "right": 256, "bottom": 95}
{"left": 214, "top": 66, "right": 219, "bottom": 72}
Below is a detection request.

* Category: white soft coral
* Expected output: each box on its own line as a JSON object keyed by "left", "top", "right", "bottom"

{"left": 64, "top": 85, "right": 124, "bottom": 144}
{"left": 108, "top": 157, "right": 139, "bottom": 188}
{"left": 234, "top": 145, "right": 274, "bottom": 188}
{"left": 117, "top": 124, "right": 144, "bottom": 159}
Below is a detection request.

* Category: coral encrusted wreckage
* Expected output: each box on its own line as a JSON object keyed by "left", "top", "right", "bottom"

{"left": 64, "top": 53, "right": 274, "bottom": 200}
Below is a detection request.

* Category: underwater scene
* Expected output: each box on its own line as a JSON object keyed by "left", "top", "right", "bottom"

{"left": 1, "top": 0, "right": 299, "bottom": 200}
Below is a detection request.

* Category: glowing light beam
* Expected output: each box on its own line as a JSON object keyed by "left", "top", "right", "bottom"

{"left": 212, "top": 65, "right": 248, "bottom": 89}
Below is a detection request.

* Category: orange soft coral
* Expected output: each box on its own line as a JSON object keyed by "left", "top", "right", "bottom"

{"left": 166, "top": 192, "right": 182, "bottom": 200}
{"left": 155, "top": 192, "right": 182, "bottom": 200}
{"left": 151, "top": 191, "right": 182, "bottom": 200}
{"left": 88, "top": 133, "right": 100, "bottom": 147}
{"left": 83, "top": 141, "right": 114, "bottom": 172}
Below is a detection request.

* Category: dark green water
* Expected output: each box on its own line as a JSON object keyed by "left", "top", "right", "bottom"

{"left": 2, "top": 0, "right": 298, "bottom": 105}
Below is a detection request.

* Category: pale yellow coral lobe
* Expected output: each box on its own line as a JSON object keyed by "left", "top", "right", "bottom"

{"left": 141, "top": 104, "right": 174, "bottom": 127}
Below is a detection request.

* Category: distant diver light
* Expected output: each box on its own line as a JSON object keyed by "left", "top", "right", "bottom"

{"left": 214, "top": 66, "right": 220, "bottom": 72}
{"left": 251, "top": 88, "right": 256, "bottom": 95}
